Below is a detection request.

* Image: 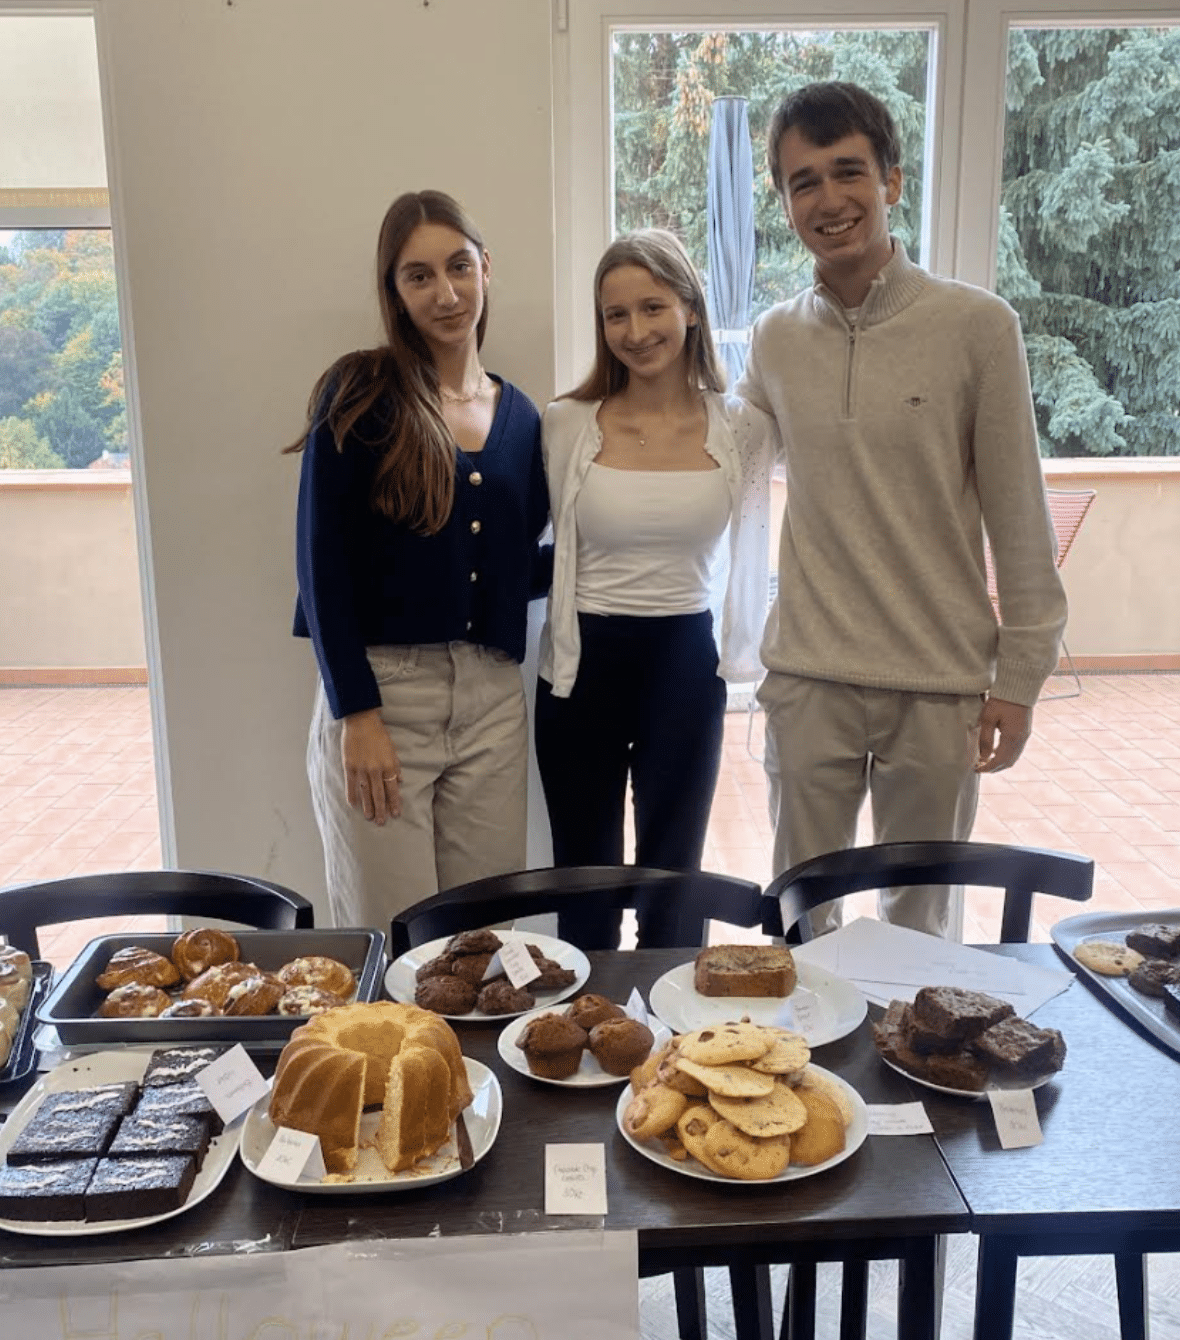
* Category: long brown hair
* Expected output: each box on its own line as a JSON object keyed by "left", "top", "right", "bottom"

{"left": 565, "top": 229, "right": 724, "bottom": 402}
{"left": 284, "top": 190, "right": 488, "bottom": 535}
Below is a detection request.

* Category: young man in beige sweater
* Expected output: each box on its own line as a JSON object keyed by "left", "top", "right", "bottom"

{"left": 736, "top": 81, "right": 1067, "bottom": 938}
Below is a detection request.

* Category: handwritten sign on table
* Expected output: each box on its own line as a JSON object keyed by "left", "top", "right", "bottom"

{"left": 546, "top": 1143, "right": 609, "bottom": 1215}
{"left": 988, "top": 1088, "right": 1044, "bottom": 1148}
{"left": 0, "top": 1232, "right": 640, "bottom": 1338}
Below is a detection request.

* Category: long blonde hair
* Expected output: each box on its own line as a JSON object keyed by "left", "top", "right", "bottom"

{"left": 565, "top": 229, "right": 724, "bottom": 401}
{"left": 285, "top": 190, "right": 488, "bottom": 535}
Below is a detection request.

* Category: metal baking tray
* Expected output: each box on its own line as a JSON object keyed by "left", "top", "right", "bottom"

{"left": 37, "top": 929, "right": 385, "bottom": 1050}
{"left": 1052, "top": 908, "right": 1180, "bottom": 1061}
{"left": 0, "top": 962, "right": 53, "bottom": 1089}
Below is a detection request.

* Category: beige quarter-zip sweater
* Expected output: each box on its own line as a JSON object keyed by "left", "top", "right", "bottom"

{"left": 736, "top": 243, "right": 1066, "bottom": 709}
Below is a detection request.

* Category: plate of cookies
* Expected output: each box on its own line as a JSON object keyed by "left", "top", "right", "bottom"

{"left": 37, "top": 929, "right": 386, "bottom": 1049}
{"left": 872, "top": 986, "right": 1067, "bottom": 1098}
{"left": 649, "top": 945, "right": 866, "bottom": 1047}
{"left": 385, "top": 930, "right": 590, "bottom": 1021}
{"left": 617, "top": 1020, "right": 868, "bottom": 1182}
{"left": 1052, "top": 910, "right": 1180, "bottom": 1061}
{"left": 498, "top": 996, "right": 672, "bottom": 1087}
{"left": 0, "top": 1045, "right": 241, "bottom": 1235}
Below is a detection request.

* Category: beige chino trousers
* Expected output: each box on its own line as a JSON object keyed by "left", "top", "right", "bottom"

{"left": 308, "top": 642, "right": 528, "bottom": 931}
{"left": 759, "top": 672, "right": 982, "bottom": 939}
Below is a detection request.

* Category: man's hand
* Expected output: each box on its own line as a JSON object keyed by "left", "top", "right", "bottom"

{"left": 975, "top": 697, "right": 1033, "bottom": 773}
{"left": 341, "top": 709, "right": 402, "bottom": 824}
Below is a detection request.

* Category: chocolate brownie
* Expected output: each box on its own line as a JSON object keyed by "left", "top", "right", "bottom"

{"left": 0, "top": 1158, "right": 97, "bottom": 1221}
{"left": 109, "top": 1111, "right": 212, "bottom": 1168}
{"left": 873, "top": 1001, "right": 990, "bottom": 1090}
{"left": 1128, "top": 958, "right": 1180, "bottom": 998}
{"left": 84, "top": 1154, "right": 196, "bottom": 1221}
{"left": 1124, "top": 924, "right": 1180, "bottom": 960}
{"left": 141, "top": 1046, "right": 225, "bottom": 1087}
{"left": 6, "top": 1086, "right": 136, "bottom": 1165}
{"left": 133, "top": 1078, "right": 222, "bottom": 1134}
{"left": 970, "top": 1016, "right": 1065, "bottom": 1077}
{"left": 902, "top": 1008, "right": 965, "bottom": 1056}
{"left": 912, "top": 987, "right": 1015, "bottom": 1040}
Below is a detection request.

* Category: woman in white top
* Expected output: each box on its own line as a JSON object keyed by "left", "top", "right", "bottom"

{"left": 536, "top": 229, "right": 777, "bottom": 950}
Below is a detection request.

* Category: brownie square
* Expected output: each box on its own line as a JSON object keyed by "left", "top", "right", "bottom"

{"left": 141, "top": 1046, "right": 226, "bottom": 1088}
{"left": 109, "top": 1111, "right": 212, "bottom": 1168}
{"left": 84, "top": 1155, "right": 196, "bottom": 1221}
{"left": 902, "top": 1006, "right": 964, "bottom": 1056}
{"left": 873, "top": 1001, "right": 990, "bottom": 1090}
{"left": 6, "top": 1087, "right": 134, "bottom": 1165}
{"left": 971, "top": 1016, "right": 1064, "bottom": 1077}
{"left": 912, "top": 987, "right": 1015, "bottom": 1041}
{"left": 0, "top": 1158, "right": 97, "bottom": 1221}
{"left": 1125, "top": 924, "right": 1180, "bottom": 960}
{"left": 133, "top": 1078, "right": 222, "bottom": 1135}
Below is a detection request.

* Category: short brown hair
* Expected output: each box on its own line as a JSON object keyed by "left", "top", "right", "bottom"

{"left": 767, "top": 81, "right": 901, "bottom": 192}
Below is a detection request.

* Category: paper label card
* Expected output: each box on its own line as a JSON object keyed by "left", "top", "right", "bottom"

{"left": 497, "top": 938, "right": 542, "bottom": 988}
{"left": 867, "top": 1103, "right": 934, "bottom": 1136}
{"left": 624, "top": 988, "right": 649, "bottom": 1027}
{"left": 257, "top": 1127, "right": 326, "bottom": 1184}
{"left": 195, "top": 1043, "right": 270, "bottom": 1123}
{"left": 545, "top": 1143, "right": 608, "bottom": 1215}
{"left": 987, "top": 1087, "right": 1044, "bottom": 1149}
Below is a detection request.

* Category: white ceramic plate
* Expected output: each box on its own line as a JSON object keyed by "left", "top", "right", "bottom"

{"left": 240, "top": 1058, "right": 501, "bottom": 1192}
{"left": 384, "top": 931, "right": 591, "bottom": 1021}
{"left": 876, "top": 1050, "right": 1062, "bottom": 1101}
{"left": 648, "top": 961, "right": 867, "bottom": 1047}
{"left": 616, "top": 1063, "right": 868, "bottom": 1183}
{"left": 0, "top": 1050, "right": 241, "bottom": 1237}
{"left": 498, "top": 1007, "right": 672, "bottom": 1088}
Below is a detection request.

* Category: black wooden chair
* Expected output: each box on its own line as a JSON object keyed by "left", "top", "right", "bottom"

{"left": 762, "top": 840, "right": 1096, "bottom": 1340}
{"left": 389, "top": 864, "right": 763, "bottom": 957}
{"left": 0, "top": 869, "right": 314, "bottom": 958}
{"left": 393, "top": 863, "right": 766, "bottom": 1340}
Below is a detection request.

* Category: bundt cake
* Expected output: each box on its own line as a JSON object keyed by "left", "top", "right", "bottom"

{"left": 268, "top": 1001, "right": 472, "bottom": 1174}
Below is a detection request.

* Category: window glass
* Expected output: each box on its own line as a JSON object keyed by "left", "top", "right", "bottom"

{"left": 998, "top": 26, "right": 1180, "bottom": 458}
{"left": 0, "top": 228, "right": 125, "bottom": 470}
{"left": 611, "top": 29, "right": 934, "bottom": 320}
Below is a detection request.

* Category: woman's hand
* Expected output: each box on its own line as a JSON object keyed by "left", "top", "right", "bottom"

{"left": 341, "top": 709, "right": 402, "bottom": 824}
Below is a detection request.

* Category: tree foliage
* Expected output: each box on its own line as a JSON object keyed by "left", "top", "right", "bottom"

{"left": 612, "top": 25, "right": 1180, "bottom": 457}
{"left": 0, "top": 229, "right": 125, "bottom": 469}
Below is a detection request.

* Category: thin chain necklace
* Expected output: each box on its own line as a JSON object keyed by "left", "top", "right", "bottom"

{"left": 440, "top": 368, "right": 489, "bottom": 405}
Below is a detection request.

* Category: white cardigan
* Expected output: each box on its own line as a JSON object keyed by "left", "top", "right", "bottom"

{"left": 539, "top": 392, "right": 778, "bottom": 698}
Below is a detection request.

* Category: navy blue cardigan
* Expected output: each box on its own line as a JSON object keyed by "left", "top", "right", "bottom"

{"left": 294, "top": 376, "right": 550, "bottom": 719}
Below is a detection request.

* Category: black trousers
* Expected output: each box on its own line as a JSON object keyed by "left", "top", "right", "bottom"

{"left": 535, "top": 610, "right": 726, "bottom": 949}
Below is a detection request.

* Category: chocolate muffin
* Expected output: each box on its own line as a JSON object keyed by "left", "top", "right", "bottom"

{"left": 476, "top": 979, "right": 535, "bottom": 1015}
{"left": 564, "top": 993, "right": 626, "bottom": 1030}
{"left": 588, "top": 1018, "right": 655, "bottom": 1077}
{"left": 415, "top": 975, "right": 478, "bottom": 1015}
{"left": 517, "top": 1013, "right": 588, "bottom": 1079}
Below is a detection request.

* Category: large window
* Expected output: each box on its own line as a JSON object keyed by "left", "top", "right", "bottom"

{"left": 0, "top": 228, "right": 125, "bottom": 469}
{"left": 997, "top": 25, "right": 1180, "bottom": 457}
{"left": 612, "top": 28, "right": 935, "bottom": 319}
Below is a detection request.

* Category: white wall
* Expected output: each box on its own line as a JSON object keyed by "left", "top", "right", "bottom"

{"left": 96, "top": 0, "right": 556, "bottom": 920}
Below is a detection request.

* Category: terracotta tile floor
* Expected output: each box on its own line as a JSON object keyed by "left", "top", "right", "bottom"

{"left": 2, "top": 676, "right": 1180, "bottom": 970}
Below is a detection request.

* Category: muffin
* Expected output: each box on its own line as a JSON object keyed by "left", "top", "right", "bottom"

{"left": 517, "top": 1013, "right": 589, "bottom": 1079}
{"left": 589, "top": 1018, "right": 655, "bottom": 1076}
{"left": 415, "top": 975, "right": 478, "bottom": 1015}
{"left": 565, "top": 993, "right": 626, "bottom": 1030}
{"left": 476, "top": 980, "right": 535, "bottom": 1015}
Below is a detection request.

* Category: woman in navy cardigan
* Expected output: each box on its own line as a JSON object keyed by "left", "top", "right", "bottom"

{"left": 288, "top": 191, "right": 548, "bottom": 929}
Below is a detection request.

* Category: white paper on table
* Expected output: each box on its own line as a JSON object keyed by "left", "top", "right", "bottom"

{"left": 790, "top": 917, "right": 1073, "bottom": 1016}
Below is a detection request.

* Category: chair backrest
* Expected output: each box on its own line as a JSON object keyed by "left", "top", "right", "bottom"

{"left": 0, "top": 870, "right": 315, "bottom": 958}
{"left": 760, "top": 841, "right": 1093, "bottom": 944}
{"left": 388, "top": 865, "right": 764, "bottom": 957}
{"left": 984, "top": 487, "right": 1096, "bottom": 615}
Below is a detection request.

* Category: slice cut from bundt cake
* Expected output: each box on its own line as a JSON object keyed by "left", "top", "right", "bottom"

{"left": 378, "top": 1044, "right": 453, "bottom": 1172}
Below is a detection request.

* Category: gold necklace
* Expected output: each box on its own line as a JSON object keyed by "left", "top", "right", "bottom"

{"left": 440, "top": 369, "right": 488, "bottom": 404}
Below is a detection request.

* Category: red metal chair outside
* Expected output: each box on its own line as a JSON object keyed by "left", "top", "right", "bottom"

{"left": 985, "top": 487, "right": 1096, "bottom": 700}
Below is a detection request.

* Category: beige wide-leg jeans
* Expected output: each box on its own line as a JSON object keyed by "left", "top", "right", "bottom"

{"left": 759, "top": 672, "right": 982, "bottom": 940}
{"left": 308, "top": 642, "right": 528, "bottom": 930}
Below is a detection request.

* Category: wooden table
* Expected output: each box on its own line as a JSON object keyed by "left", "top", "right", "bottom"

{"left": 0, "top": 948, "right": 969, "bottom": 1340}
{"left": 924, "top": 943, "right": 1180, "bottom": 1340}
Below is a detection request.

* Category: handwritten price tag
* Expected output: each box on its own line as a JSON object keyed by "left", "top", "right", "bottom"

{"left": 867, "top": 1102, "right": 934, "bottom": 1136}
{"left": 987, "top": 1088, "right": 1043, "bottom": 1149}
{"left": 256, "top": 1127, "right": 326, "bottom": 1184}
{"left": 496, "top": 940, "right": 542, "bottom": 989}
{"left": 195, "top": 1044, "right": 270, "bottom": 1124}
{"left": 545, "top": 1143, "right": 608, "bottom": 1215}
